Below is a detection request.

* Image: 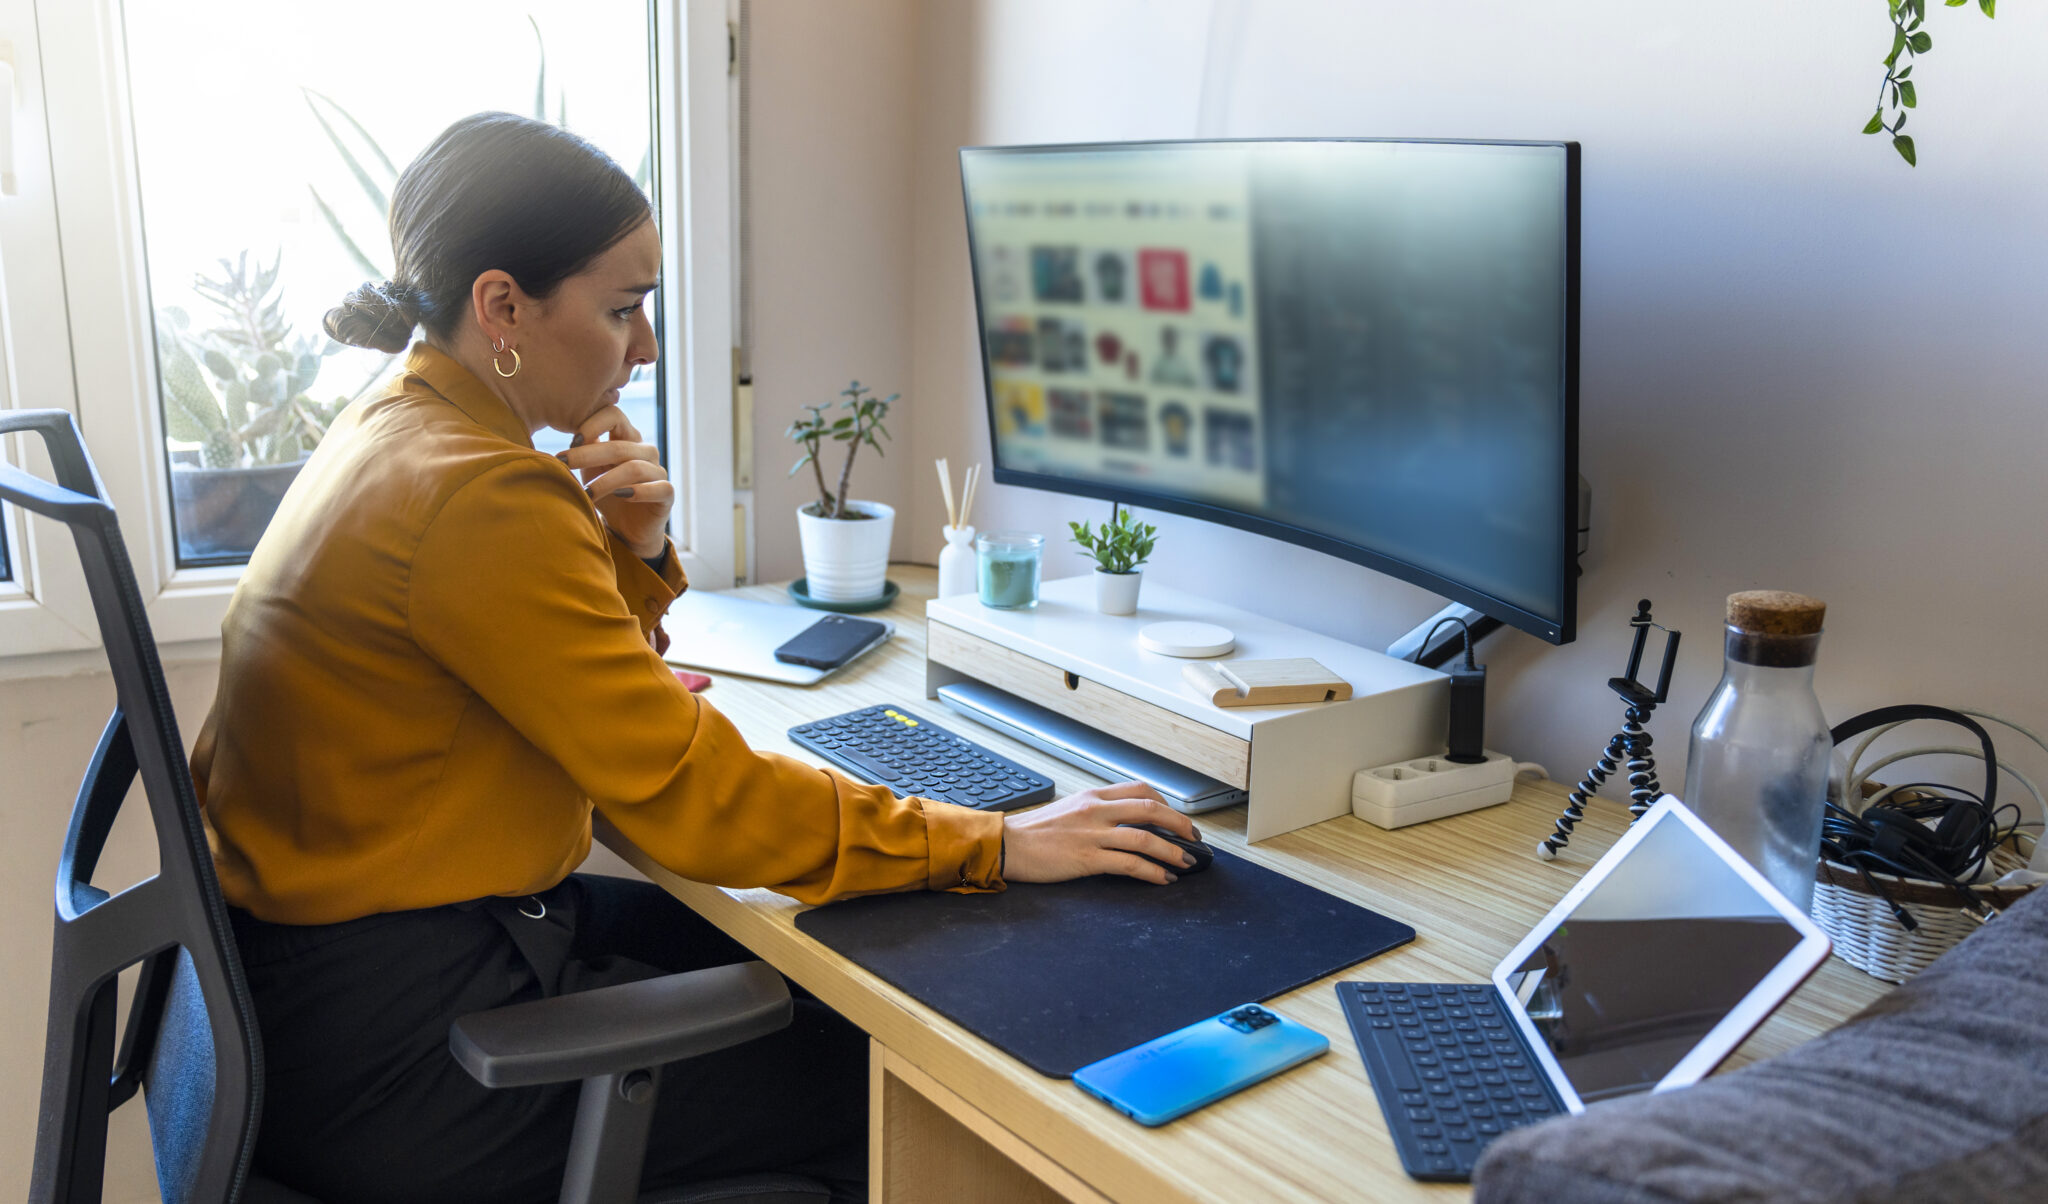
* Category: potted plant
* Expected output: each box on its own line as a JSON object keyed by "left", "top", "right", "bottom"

{"left": 787, "top": 380, "right": 898, "bottom": 603}
{"left": 1069, "top": 504, "right": 1158, "bottom": 615}
{"left": 157, "top": 251, "right": 350, "bottom": 562}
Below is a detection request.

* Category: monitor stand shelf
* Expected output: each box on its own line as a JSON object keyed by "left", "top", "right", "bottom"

{"left": 924, "top": 576, "right": 1448, "bottom": 841}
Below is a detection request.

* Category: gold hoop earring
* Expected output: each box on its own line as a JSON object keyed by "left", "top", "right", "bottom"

{"left": 493, "top": 346, "right": 521, "bottom": 378}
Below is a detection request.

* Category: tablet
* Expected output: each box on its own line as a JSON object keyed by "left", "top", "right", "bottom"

{"left": 1491, "top": 796, "right": 1832, "bottom": 1112}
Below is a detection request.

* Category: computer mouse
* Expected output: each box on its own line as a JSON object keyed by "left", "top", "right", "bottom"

{"left": 1119, "top": 823, "right": 1213, "bottom": 876}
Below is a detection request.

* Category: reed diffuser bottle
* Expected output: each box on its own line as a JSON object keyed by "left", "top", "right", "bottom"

{"left": 935, "top": 459, "right": 980, "bottom": 598}
{"left": 938, "top": 525, "right": 976, "bottom": 598}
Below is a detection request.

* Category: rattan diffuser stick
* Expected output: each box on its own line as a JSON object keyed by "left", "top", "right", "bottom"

{"left": 936, "top": 457, "right": 958, "bottom": 528}
{"left": 959, "top": 464, "right": 980, "bottom": 528}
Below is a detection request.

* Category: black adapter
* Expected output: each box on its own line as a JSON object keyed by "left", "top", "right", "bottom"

{"left": 1445, "top": 658, "right": 1487, "bottom": 764}
{"left": 1417, "top": 616, "right": 1487, "bottom": 763}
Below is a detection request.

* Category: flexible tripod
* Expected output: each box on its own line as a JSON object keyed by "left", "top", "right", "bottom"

{"left": 1538, "top": 600, "right": 1681, "bottom": 860}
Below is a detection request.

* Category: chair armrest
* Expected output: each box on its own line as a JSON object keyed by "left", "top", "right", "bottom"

{"left": 448, "top": 960, "right": 792, "bottom": 1089}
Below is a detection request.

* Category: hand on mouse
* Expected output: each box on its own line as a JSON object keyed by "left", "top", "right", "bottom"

{"left": 1001, "top": 782, "right": 1201, "bottom": 885}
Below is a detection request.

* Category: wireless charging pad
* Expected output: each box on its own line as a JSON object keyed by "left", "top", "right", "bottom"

{"left": 1139, "top": 621, "right": 1236, "bottom": 658}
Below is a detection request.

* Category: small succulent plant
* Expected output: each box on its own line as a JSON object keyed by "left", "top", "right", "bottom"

{"left": 1069, "top": 504, "right": 1158, "bottom": 575}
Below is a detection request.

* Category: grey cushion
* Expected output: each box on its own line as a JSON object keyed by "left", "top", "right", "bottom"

{"left": 1472, "top": 887, "right": 2048, "bottom": 1204}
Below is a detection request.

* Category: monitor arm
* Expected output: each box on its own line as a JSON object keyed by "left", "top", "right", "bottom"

{"left": 1388, "top": 475, "right": 1591, "bottom": 669}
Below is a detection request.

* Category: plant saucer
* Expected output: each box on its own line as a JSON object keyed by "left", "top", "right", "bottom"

{"left": 789, "top": 578, "right": 900, "bottom": 613}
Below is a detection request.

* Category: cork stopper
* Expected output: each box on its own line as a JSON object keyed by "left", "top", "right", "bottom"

{"left": 1726, "top": 590, "right": 1825, "bottom": 636}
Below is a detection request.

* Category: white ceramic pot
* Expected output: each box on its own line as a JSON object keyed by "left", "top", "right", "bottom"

{"left": 1094, "top": 568, "right": 1143, "bottom": 615}
{"left": 797, "top": 499, "right": 895, "bottom": 602}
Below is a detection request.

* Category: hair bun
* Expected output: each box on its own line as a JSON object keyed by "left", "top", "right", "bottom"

{"left": 324, "top": 280, "right": 422, "bottom": 353}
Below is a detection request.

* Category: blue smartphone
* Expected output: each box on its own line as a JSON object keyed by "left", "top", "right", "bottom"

{"left": 1072, "top": 1004, "right": 1328, "bottom": 1126}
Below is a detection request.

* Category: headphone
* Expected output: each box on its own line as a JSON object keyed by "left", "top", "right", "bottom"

{"left": 1820, "top": 704, "right": 2016, "bottom": 929}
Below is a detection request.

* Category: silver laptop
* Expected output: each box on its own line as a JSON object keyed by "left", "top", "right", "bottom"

{"left": 1345, "top": 795, "right": 1832, "bottom": 1181}
{"left": 661, "top": 588, "right": 892, "bottom": 686}
{"left": 934, "top": 679, "right": 1247, "bottom": 812}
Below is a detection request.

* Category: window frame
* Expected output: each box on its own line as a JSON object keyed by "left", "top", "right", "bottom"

{"left": 0, "top": 0, "right": 99, "bottom": 657}
{"left": 5, "top": 0, "right": 734, "bottom": 659}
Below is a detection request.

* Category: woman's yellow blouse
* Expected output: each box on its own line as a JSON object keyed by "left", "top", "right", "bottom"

{"left": 192, "top": 343, "right": 1004, "bottom": 925}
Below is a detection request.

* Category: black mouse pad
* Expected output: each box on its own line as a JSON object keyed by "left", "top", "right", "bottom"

{"left": 793, "top": 847, "right": 1414, "bottom": 1076}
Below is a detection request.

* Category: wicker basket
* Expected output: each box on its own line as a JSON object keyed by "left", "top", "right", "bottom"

{"left": 1813, "top": 840, "right": 2037, "bottom": 984}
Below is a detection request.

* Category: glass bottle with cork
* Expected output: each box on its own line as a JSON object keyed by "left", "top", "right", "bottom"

{"left": 1683, "top": 590, "right": 1831, "bottom": 913}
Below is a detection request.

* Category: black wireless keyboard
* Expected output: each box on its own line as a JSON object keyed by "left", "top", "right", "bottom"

{"left": 789, "top": 704, "right": 1056, "bottom": 811}
{"left": 1338, "top": 981, "right": 1564, "bottom": 1182}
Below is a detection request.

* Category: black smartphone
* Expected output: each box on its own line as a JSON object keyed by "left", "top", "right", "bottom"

{"left": 773, "top": 615, "right": 890, "bottom": 670}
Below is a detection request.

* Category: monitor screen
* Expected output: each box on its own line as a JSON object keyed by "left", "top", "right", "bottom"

{"left": 1497, "top": 807, "right": 1808, "bottom": 1106}
{"left": 960, "top": 139, "right": 1578, "bottom": 642}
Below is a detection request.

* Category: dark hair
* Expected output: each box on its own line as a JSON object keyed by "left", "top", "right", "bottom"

{"left": 324, "top": 112, "right": 652, "bottom": 354}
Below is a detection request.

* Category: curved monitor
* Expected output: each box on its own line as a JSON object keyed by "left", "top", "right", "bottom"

{"left": 960, "top": 139, "right": 1579, "bottom": 644}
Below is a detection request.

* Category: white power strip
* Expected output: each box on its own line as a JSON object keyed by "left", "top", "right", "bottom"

{"left": 1352, "top": 750, "right": 1517, "bottom": 830}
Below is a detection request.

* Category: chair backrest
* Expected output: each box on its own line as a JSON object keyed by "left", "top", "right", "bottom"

{"left": 5, "top": 411, "right": 261, "bottom": 1204}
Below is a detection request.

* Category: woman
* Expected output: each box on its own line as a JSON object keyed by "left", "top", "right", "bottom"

{"left": 192, "top": 112, "right": 1201, "bottom": 1204}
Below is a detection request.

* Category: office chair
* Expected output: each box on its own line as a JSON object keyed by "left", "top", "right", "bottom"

{"left": 7, "top": 411, "right": 831, "bottom": 1204}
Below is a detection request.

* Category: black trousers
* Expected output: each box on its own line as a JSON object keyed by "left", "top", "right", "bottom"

{"left": 230, "top": 874, "right": 868, "bottom": 1204}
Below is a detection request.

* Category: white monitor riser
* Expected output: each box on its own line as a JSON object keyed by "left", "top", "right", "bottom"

{"left": 925, "top": 575, "right": 1448, "bottom": 841}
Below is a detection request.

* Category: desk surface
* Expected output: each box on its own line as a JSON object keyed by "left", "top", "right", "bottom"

{"left": 600, "top": 566, "right": 1890, "bottom": 1203}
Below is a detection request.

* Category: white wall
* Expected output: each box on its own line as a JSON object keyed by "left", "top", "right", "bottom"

{"left": 902, "top": 0, "right": 2048, "bottom": 803}
{"left": 747, "top": 0, "right": 921, "bottom": 580}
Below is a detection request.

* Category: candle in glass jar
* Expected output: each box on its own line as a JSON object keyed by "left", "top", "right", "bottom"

{"left": 976, "top": 532, "right": 1043, "bottom": 610}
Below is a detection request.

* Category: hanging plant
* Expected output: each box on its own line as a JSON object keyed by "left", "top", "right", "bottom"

{"left": 1862, "top": 0, "right": 1996, "bottom": 166}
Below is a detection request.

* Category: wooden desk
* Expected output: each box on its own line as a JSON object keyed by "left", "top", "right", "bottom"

{"left": 600, "top": 566, "right": 1888, "bottom": 1203}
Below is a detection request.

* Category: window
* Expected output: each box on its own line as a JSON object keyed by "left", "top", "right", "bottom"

{"left": 1, "top": 0, "right": 99, "bottom": 656}
{"left": 122, "top": 1, "right": 661, "bottom": 565}
{"left": 5, "top": 0, "right": 733, "bottom": 656}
